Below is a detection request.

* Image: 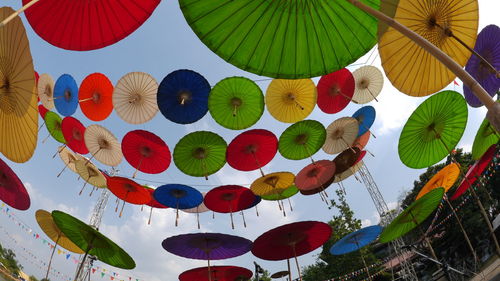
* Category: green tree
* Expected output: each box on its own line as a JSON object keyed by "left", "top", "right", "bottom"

{"left": 252, "top": 268, "right": 271, "bottom": 281}
{"left": 40, "top": 278, "right": 50, "bottom": 281}
{"left": 0, "top": 247, "right": 23, "bottom": 275}
{"left": 29, "top": 275, "right": 39, "bottom": 281}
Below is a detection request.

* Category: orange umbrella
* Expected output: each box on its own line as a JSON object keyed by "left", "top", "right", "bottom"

{"left": 416, "top": 163, "right": 460, "bottom": 200}
{"left": 79, "top": 73, "right": 114, "bottom": 121}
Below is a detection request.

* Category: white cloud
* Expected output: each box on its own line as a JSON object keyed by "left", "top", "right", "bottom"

{"left": 24, "top": 182, "right": 80, "bottom": 216}
{"left": 361, "top": 219, "right": 372, "bottom": 227}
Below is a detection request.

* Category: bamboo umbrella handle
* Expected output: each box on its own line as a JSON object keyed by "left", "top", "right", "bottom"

{"left": 0, "top": 0, "right": 41, "bottom": 27}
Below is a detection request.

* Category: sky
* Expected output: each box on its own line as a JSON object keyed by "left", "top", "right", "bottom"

{"left": 1, "top": 1, "right": 499, "bottom": 281}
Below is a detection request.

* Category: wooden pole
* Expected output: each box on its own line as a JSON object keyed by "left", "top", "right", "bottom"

{"left": 469, "top": 187, "right": 500, "bottom": 256}
{"left": 45, "top": 235, "right": 60, "bottom": 280}
{"left": 0, "top": 0, "right": 41, "bottom": 27}
{"left": 444, "top": 196, "right": 478, "bottom": 263}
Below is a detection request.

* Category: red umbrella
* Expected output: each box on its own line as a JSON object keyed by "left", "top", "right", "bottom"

{"left": 179, "top": 266, "right": 252, "bottom": 281}
{"left": 0, "top": 157, "right": 30, "bottom": 210}
{"left": 79, "top": 73, "right": 114, "bottom": 121}
{"left": 122, "top": 130, "right": 171, "bottom": 177}
{"left": 38, "top": 104, "right": 48, "bottom": 119}
{"left": 144, "top": 186, "right": 168, "bottom": 225}
{"left": 20, "top": 0, "right": 160, "bottom": 51}
{"left": 317, "top": 68, "right": 355, "bottom": 114}
{"left": 61, "top": 117, "right": 88, "bottom": 154}
{"left": 295, "top": 160, "right": 336, "bottom": 197}
{"left": 226, "top": 129, "right": 278, "bottom": 176}
{"left": 204, "top": 185, "right": 256, "bottom": 229}
{"left": 107, "top": 176, "right": 151, "bottom": 218}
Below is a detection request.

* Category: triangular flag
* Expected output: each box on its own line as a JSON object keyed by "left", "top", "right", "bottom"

{"left": 453, "top": 80, "right": 459, "bottom": 86}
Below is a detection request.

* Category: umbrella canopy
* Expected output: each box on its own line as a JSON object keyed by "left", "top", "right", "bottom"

{"left": 35, "top": 210, "right": 84, "bottom": 254}
{"left": 471, "top": 110, "right": 500, "bottom": 160}
{"left": 182, "top": 192, "right": 210, "bottom": 214}
{"left": 323, "top": 117, "right": 359, "bottom": 155}
{"left": 51, "top": 210, "right": 135, "bottom": 269}
{"left": 353, "top": 130, "right": 371, "bottom": 151}
{"left": 79, "top": 73, "right": 114, "bottom": 121}
{"left": 464, "top": 25, "right": 500, "bottom": 107}
{"left": 107, "top": 177, "right": 151, "bottom": 205}
{"left": 38, "top": 73, "right": 55, "bottom": 110}
{"left": 153, "top": 184, "right": 203, "bottom": 210}
{"left": 58, "top": 146, "right": 84, "bottom": 174}
{"left": 61, "top": 117, "right": 88, "bottom": 154}
{"left": 226, "top": 129, "right": 277, "bottom": 173}
{"left": 0, "top": 157, "right": 30, "bottom": 210}
{"left": 157, "top": 69, "right": 210, "bottom": 124}
{"left": 330, "top": 225, "right": 383, "bottom": 255}
{"left": 378, "top": 0, "right": 478, "bottom": 96}
{"left": 250, "top": 172, "right": 295, "bottom": 197}
{"left": 398, "top": 91, "right": 468, "bottom": 169}
{"left": 179, "top": 266, "right": 252, "bottom": 281}
{"left": 84, "top": 124, "right": 123, "bottom": 167}
{"left": 271, "top": 271, "right": 290, "bottom": 279}
{"left": 379, "top": 188, "right": 445, "bottom": 243}
{"left": 416, "top": 163, "right": 460, "bottom": 200}
{"left": 122, "top": 130, "right": 171, "bottom": 175}
{"left": 53, "top": 74, "right": 79, "bottom": 116}
{"left": 74, "top": 160, "right": 107, "bottom": 188}
{"left": 38, "top": 104, "right": 49, "bottom": 120}
{"left": 44, "top": 111, "right": 66, "bottom": 143}
{"left": 0, "top": 7, "right": 38, "bottom": 163}
{"left": 333, "top": 147, "right": 362, "bottom": 175}
{"left": 22, "top": 0, "right": 160, "bottom": 50}
{"left": 278, "top": 120, "right": 326, "bottom": 161}
{"left": 352, "top": 106, "right": 376, "bottom": 137}
{"left": 173, "top": 131, "right": 227, "bottom": 179}
{"left": 113, "top": 72, "right": 159, "bottom": 124}
{"left": 178, "top": 0, "right": 378, "bottom": 78}
{"left": 317, "top": 68, "right": 355, "bottom": 114}
{"left": 144, "top": 186, "right": 168, "bottom": 209}
{"left": 205, "top": 185, "right": 256, "bottom": 213}
{"left": 295, "top": 160, "right": 336, "bottom": 195}
{"left": 208, "top": 77, "right": 264, "bottom": 130}
{"left": 333, "top": 151, "right": 366, "bottom": 183}
{"left": 265, "top": 79, "right": 316, "bottom": 123}
{"left": 260, "top": 185, "right": 299, "bottom": 201}
{"left": 352, "top": 66, "right": 384, "bottom": 104}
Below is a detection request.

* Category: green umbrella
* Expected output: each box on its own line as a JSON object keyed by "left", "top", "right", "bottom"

{"left": 278, "top": 120, "right": 326, "bottom": 161}
{"left": 208, "top": 77, "right": 264, "bottom": 130}
{"left": 472, "top": 108, "right": 500, "bottom": 160}
{"left": 379, "top": 187, "right": 444, "bottom": 243}
{"left": 173, "top": 131, "right": 227, "bottom": 179}
{"left": 260, "top": 185, "right": 299, "bottom": 201}
{"left": 398, "top": 91, "right": 467, "bottom": 169}
{"left": 44, "top": 111, "right": 66, "bottom": 144}
{"left": 51, "top": 210, "right": 135, "bottom": 280}
{"left": 178, "top": 0, "right": 379, "bottom": 79}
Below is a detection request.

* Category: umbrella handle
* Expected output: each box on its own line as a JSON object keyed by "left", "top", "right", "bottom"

{"left": 255, "top": 205, "right": 259, "bottom": 217}
{"left": 366, "top": 87, "right": 379, "bottom": 102}
{"left": 287, "top": 259, "right": 292, "bottom": 281}
{"left": 288, "top": 198, "right": 293, "bottom": 212}
{"left": 45, "top": 235, "right": 60, "bottom": 280}
{"left": 89, "top": 186, "right": 96, "bottom": 197}
{"left": 57, "top": 162, "right": 69, "bottom": 178}
{"left": 469, "top": 187, "right": 500, "bottom": 256}
{"left": 0, "top": 0, "right": 41, "bottom": 27}
{"left": 360, "top": 253, "right": 372, "bottom": 281}
{"left": 444, "top": 196, "right": 478, "bottom": 263}
{"left": 79, "top": 182, "right": 88, "bottom": 195}
{"left": 148, "top": 207, "right": 153, "bottom": 225}
{"left": 241, "top": 210, "right": 247, "bottom": 228}
{"left": 197, "top": 211, "right": 200, "bottom": 229}
{"left": 292, "top": 245, "right": 302, "bottom": 281}
{"left": 38, "top": 121, "right": 46, "bottom": 131}
{"left": 52, "top": 145, "right": 66, "bottom": 158}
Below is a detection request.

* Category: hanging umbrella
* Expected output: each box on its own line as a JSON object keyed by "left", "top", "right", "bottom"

{"left": 398, "top": 90, "right": 468, "bottom": 169}
{"left": 53, "top": 74, "right": 79, "bottom": 117}
{"left": 266, "top": 79, "right": 316, "bottom": 123}
{"left": 379, "top": 187, "right": 445, "bottom": 243}
{"left": 226, "top": 129, "right": 278, "bottom": 175}
{"left": 250, "top": 172, "right": 295, "bottom": 197}
{"left": 353, "top": 130, "right": 371, "bottom": 151}
{"left": 38, "top": 73, "right": 55, "bottom": 110}
{"left": 378, "top": 0, "right": 478, "bottom": 96}
{"left": 352, "top": 66, "right": 384, "bottom": 104}
{"left": 153, "top": 184, "right": 203, "bottom": 226}
{"left": 20, "top": 0, "right": 160, "bottom": 50}
{"left": 205, "top": 185, "right": 256, "bottom": 229}
{"left": 157, "top": 69, "right": 210, "bottom": 124}
{"left": 61, "top": 117, "right": 88, "bottom": 154}
{"left": 317, "top": 68, "right": 355, "bottom": 114}
{"left": 181, "top": 192, "right": 209, "bottom": 229}
{"left": 0, "top": 7, "right": 38, "bottom": 163}
{"left": 333, "top": 147, "right": 362, "bottom": 175}
{"left": 260, "top": 185, "right": 299, "bottom": 201}
{"left": 352, "top": 106, "right": 376, "bottom": 137}
{"left": 322, "top": 117, "right": 359, "bottom": 155}
{"left": 178, "top": 0, "right": 378, "bottom": 78}
{"left": 84, "top": 124, "right": 123, "bottom": 167}
{"left": 208, "top": 77, "right": 264, "bottom": 130}
{"left": 173, "top": 131, "right": 227, "bottom": 179}
{"left": 143, "top": 186, "right": 168, "bottom": 225}
{"left": 74, "top": 159, "right": 107, "bottom": 196}
{"left": 79, "top": 73, "right": 114, "bottom": 121}
{"left": 295, "top": 160, "right": 336, "bottom": 196}
{"left": 44, "top": 111, "right": 66, "bottom": 144}
{"left": 278, "top": 120, "right": 326, "bottom": 161}
{"left": 464, "top": 25, "right": 500, "bottom": 107}
{"left": 471, "top": 110, "right": 500, "bottom": 160}
{"left": 179, "top": 266, "right": 253, "bottom": 281}
{"left": 38, "top": 104, "right": 49, "bottom": 120}
{"left": 271, "top": 271, "right": 290, "bottom": 279}
{"left": 107, "top": 177, "right": 151, "bottom": 218}
{"left": 0, "top": 157, "right": 30, "bottom": 210}
{"left": 122, "top": 130, "right": 171, "bottom": 177}
{"left": 57, "top": 146, "right": 84, "bottom": 177}
{"left": 113, "top": 72, "right": 159, "bottom": 125}
{"left": 416, "top": 163, "right": 460, "bottom": 200}
{"left": 333, "top": 151, "right": 366, "bottom": 183}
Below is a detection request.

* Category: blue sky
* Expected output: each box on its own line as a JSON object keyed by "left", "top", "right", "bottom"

{"left": 1, "top": 1, "right": 498, "bottom": 281}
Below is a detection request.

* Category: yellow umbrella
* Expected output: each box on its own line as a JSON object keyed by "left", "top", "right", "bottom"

{"left": 250, "top": 172, "right": 295, "bottom": 197}
{"left": 322, "top": 117, "right": 359, "bottom": 155}
{"left": 38, "top": 73, "right": 55, "bottom": 110}
{"left": 265, "top": 79, "right": 316, "bottom": 123}
{"left": 416, "top": 162, "right": 460, "bottom": 200}
{"left": 75, "top": 159, "right": 107, "bottom": 196}
{"left": 378, "top": 0, "right": 478, "bottom": 96}
{"left": 0, "top": 7, "right": 38, "bottom": 163}
{"left": 352, "top": 66, "right": 384, "bottom": 104}
{"left": 84, "top": 124, "right": 123, "bottom": 167}
{"left": 57, "top": 146, "right": 84, "bottom": 177}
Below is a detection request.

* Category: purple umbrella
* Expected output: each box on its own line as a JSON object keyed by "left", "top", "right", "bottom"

{"left": 464, "top": 25, "right": 500, "bottom": 107}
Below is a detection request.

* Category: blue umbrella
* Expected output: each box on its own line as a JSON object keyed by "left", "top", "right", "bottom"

{"left": 153, "top": 184, "right": 203, "bottom": 226}
{"left": 157, "top": 69, "right": 210, "bottom": 124}
{"left": 330, "top": 225, "right": 382, "bottom": 255}
{"left": 54, "top": 74, "right": 79, "bottom": 116}
{"left": 352, "top": 106, "right": 376, "bottom": 138}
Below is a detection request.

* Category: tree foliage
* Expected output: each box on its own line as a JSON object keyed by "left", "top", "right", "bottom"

{"left": 0, "top": 242, "right": 23, "bottom": 275}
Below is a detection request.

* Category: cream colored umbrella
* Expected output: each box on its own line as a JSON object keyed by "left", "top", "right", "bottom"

{"left": 352, "top": 66, "right": 384, "bottom": 104}
{"left": 113, "top": 72, "right": 159, "bottom": 124}
{"left": 57, "top": 146, "right": 84, "bottom": 177}
{"left": 38, "top": 73, "right": 55, "bottom": 110}
{"left": 265, "top": 79, "right": 316, "bottom": 123}
{"left": 75, "top": 159, "right": 107, "bottom": 196}
{"left": 322, "top": 117, "right": 359, "bottom": 155}
{"left": 181, "top": 192, "right": 209, "bottom": 229}
{"left": 84, "top": 124, "right": 122, "bottom": 167}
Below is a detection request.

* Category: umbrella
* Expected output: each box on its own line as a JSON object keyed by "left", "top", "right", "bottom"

{"left": 265, "top": 79, "right": 316, "bottom": 123}
{"left": 316, "top": 68, "right": 355, "bottom": 114}
{"left": 61, "top": 117, "right": 88, "bottom": 154}
{"left": 352, "top": 66, "right": 384, "bottom": 104}
{"left": 353, "top": 130, "right": 374, "bottom": 157}
{"left": 278, "top": 120, "right": 326, "bottom": 162}
{"left": 153, "top": 184, "right": 203, "bottom": 226}
{"left": 122, "top": 130, "right": 171, "bottom": 177}
{"left": 113, "top": 72, "right": 159, "bottom": 124}
{"left": 74, "top": 159, "right": 107, "bottom": 196}
{"left": 251, "top": 172, "right": 295, "bottom": 216}
{"left": 252, "top": 221, "right": 332, "bottom": 281}
{"left": 271, "top": 271, "right": 290, "bottom": 279}
{"left": 44, "top": 111, "right": 66, "bottom": 144}
{"left": 178, "top": 0, "right": 378, "bottom": 78}
{"left": 0, "top": 156, "right": 30, "bottom": 210}
{"left": 53, "top": 74, "right": 79, "bottom": 116}
{"left": 471, "top": 109, "right": 500, "bottom": 160}
{"left": 20, "top": 0, "right": 160, "bottom": 50}
{"left": 352, "top": 106, "right": 376, "bottom": 138}
{"left": 84, "top": 124, "right": 123, "bottom": 167}
{"left": 205, "top": 185, "right": 256, "bottom": 229}
{"left": 295, "top": 160, "right": 336, "bottom": 196}
{"left": 0, "top": 7, "right": 38, "bottom": 163}
{"left": 38, "top": 104, "right": 49, "bottom": 120}
{"left": 173, "top": 131, "right": 227, "bottom": 179}
{"left": 260, "top": 185, "right": 298, "bottom": 217}
{"left": 157, "top": 69, "right": 210, "bottom": 124}
{"left": 416, "top": 163, "right": 460, "bottom": 200}
{"left": 333, "top": 151, "right": 366, "bottom": 183}
{"left": 51, "top": 210, "right": 135, "bottom": 281}
{"left": 79, "top": 73, "right": 114, "bottom": 121}
{"left": 322, "top": 117, "right": 359, "bottom": 155}
{"left": 38, "top": 73, "right": 55, "bottom": 110}
{"left": 333, "top": 147, "right": 362, "bottom": 175}
{"left": 379, "top": 187, "right": 445, "bottom": 243}
{"left": 179, "top": 266, "right": 253, "bottom": 281}
{"left": 182, "top": 192, "right": 209, "bottom": 229}
{"left": 208, "top": 77, "right": 264, "bottom": 130}
{"left": 35, "top": 210, "right": 84, "bottom": 279}
{"left": 378, "top": 0, "right": 478, "bottom": 96}
{"left": 226, "top": 129, "right": 278, "bottom": 176}
{"left": 56, "top": 146, "right": 84, "bottom": 177}
{"left": 107, "top": 177, "right": 151, "bottom": 218}
{"left": 398, "top": 90, "right": 467, "bottom": 169}
{"left": 143, "top": 186, "right": 168, "bottom": 225}
{"left": 464, "top": 25, "right": 500, "bottom": 107}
